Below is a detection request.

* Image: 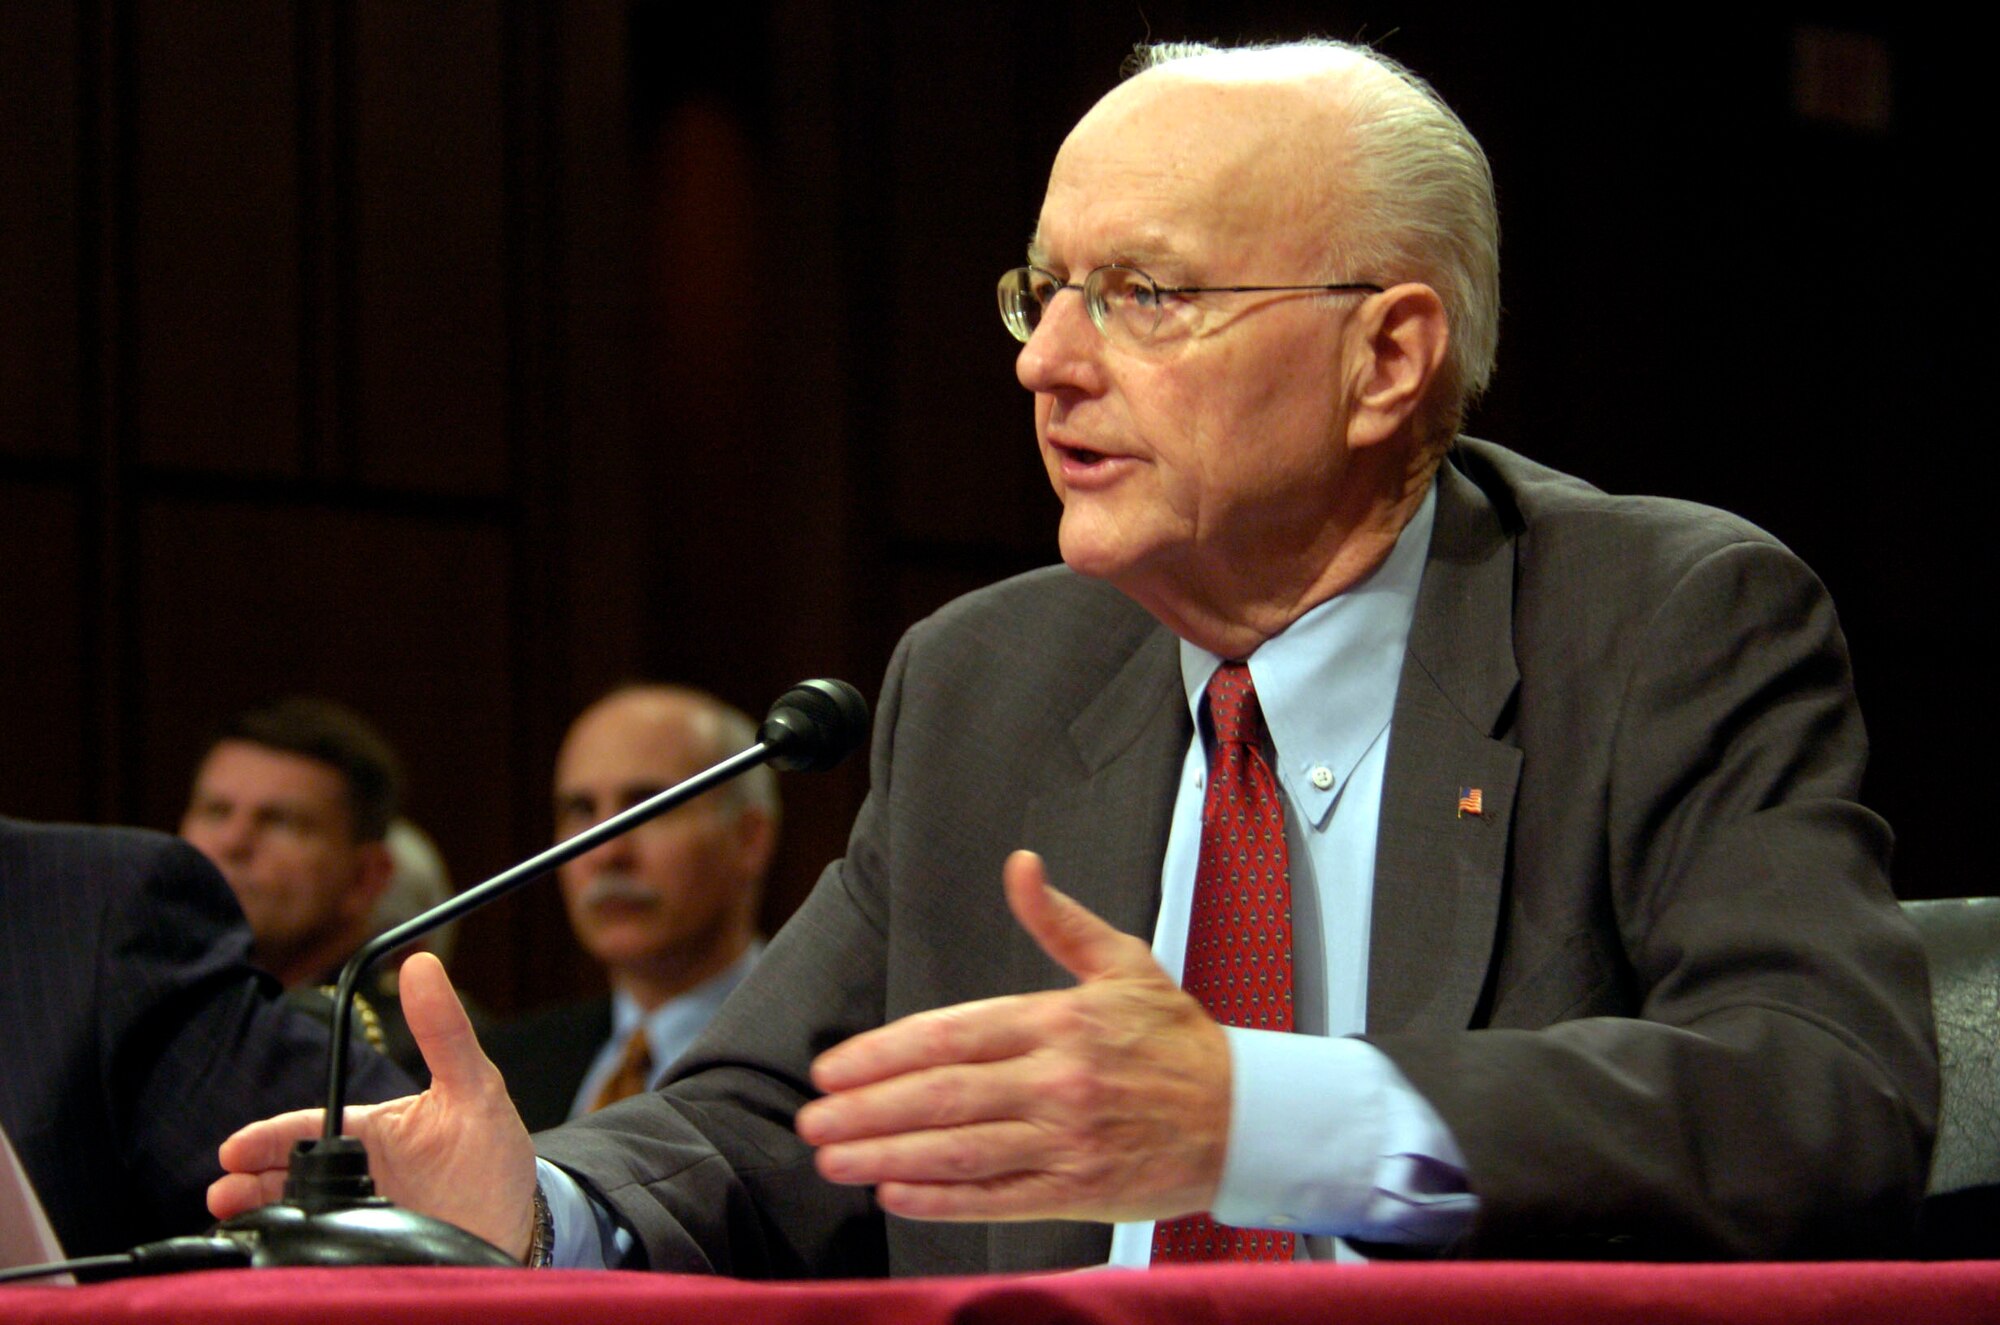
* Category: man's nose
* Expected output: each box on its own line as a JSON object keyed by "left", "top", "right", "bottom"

{"left": 575, "top": 826, "right": 637, "bottom": 873}
{"left": 202, "top": 811, "right": 258, "bottom": 860}
{"left": 1015, "top": 289, "right": 1106, "bottom": 396}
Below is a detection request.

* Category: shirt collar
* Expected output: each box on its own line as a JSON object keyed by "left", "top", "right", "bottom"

{"left": 1178, "top": 483, "right": 1435, "bottom": 828}
{"left": 608, "top": 940, "right": 764, "bottom": 1057}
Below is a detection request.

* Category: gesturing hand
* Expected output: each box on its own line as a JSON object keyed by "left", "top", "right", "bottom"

{"left": 795, "top": 850, "right": 1231, "bottom": 1224}
{"left": 205, "top": 952, "right": 541, "bottom": 1260}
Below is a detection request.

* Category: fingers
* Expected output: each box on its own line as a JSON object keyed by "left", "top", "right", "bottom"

{"left": 206, "top": 1170, "right": 289, "bottom": 1220}
{"left": 800, "top": 1054, "right": 1041, "bottom": 1148}
{"left": 209, "top": 1108, "right": 328, "bottom": 1219}
{"left": 816, "top": 1118, "right": 1054, "bottom": 1188}
{"left": 1002, "top": 850, "right": 1158, "bottom": 984}
{"left": 809, "top": 994, "right": 1044, "bottom": 1094}
{"left": 216, "top": 1106, "right": 331, "bottom": 1174}
{"left": 876, "top": 1172, "right": 1079, "bottom": 1222}
{"left": 800, "top": 852, "right": 1230, "bottom": 1225}
{"left": 810, "top": 854, "right": 1160, "bottom": 1096}
{"left": 398, "top": 951, "right": 500, "bottom": 1097}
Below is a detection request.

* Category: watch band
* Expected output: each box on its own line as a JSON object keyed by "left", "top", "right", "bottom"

{"left": 526, "top": 1180, "right": 554, "bottom": 1267}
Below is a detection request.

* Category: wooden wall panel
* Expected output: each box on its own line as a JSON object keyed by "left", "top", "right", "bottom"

{"left": 549, "top": 1, "right": 643, "bottom": 708}
{"left": 710, "top": 0, "right": 863, "bottom": 712}
{"left": 881, "top": 6, "right": 1053, "bottom": 559}
{"left": 0, "top": 0, "right": 624, "bottom": 1013}
{"left": 131, "top": 500, "right": 516, "bottom": 861}
{"left": 0, "top": 3, "right": 80, "bottom": 461}
{"left": 128, "top": 496, "right": 536, "bottom": 1003}
{"left": 0, "top": 484, "right": 87, "bottom": 821}
{"left": 350, "top": 0, "right": 508, "bottom": 496}
{"left": 130, "top": 2, "right": 301, "bottom": 476}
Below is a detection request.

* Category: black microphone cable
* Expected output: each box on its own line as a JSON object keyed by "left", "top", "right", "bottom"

{"left": 0, "top": 1235, "right": 251, "bottom": 1284}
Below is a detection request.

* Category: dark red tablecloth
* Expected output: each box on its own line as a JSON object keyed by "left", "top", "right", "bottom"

{"left": 5, "top": 1261, "right": 2000, "bottom": 1325}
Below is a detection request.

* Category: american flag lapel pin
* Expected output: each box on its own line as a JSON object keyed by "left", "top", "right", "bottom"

{"left": 1457, "top": 786, "right": 1483, "bottom": 819}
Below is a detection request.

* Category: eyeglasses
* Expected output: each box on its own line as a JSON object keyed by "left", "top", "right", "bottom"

{"left": 997, "top": 263, "right": 1383, "bottom": 345}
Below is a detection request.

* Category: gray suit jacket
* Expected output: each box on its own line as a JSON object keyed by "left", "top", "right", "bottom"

{"left": 536, "top": 439, "right": 1935, "bottom": 1272}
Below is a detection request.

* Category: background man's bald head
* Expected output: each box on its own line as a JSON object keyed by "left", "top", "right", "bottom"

{"left": 565, "top": 685, "right": 779, "bottom": 822}
{"left": 553, "top": 684, "right": 779, "bottom": 1007}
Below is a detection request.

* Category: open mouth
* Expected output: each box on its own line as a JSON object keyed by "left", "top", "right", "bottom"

{"left": 1059, "top": 443, "right": 1107, "bottom": 465}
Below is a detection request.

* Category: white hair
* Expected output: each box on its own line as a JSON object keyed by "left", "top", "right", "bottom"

{"left": 594, "top": 683, "right": 780, "bottom": 830}
{"left": 701, "top": 698, "right": 781, "bottom": 827}
{"left": 1128, "top": 39, "right": 1501, "bottom": 441}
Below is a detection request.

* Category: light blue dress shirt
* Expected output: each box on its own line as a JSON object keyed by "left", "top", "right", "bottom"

{"left": 565, "top": 943, "right": 763, "bottom": 1120}
{"left": 1105, "top": 485, "right": 1475, "bottom": 1264}
{"left": 540, "top": 949, "right": 762, "bottom": 1267}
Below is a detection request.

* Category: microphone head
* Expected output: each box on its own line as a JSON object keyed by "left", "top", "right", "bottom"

{"left": 759, "top": 679, "right": 870, "bottom": 772}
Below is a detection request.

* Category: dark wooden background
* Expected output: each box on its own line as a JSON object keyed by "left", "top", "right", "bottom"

{"left": 1, "top": 2, "right": 1982, "bottom": 1015}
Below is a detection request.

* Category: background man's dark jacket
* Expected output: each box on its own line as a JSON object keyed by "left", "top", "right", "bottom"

{"left": 0, "top": 817, "right": 414, "bottom": 1256}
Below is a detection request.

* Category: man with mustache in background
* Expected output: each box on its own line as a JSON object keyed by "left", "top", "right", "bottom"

{"left": 486, "top": 686, "right": 778, "bottom": 1130}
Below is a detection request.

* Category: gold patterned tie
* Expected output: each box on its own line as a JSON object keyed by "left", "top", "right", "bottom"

{"left": 588, "top": 1027, "right": 654, "bottom": 1112}
{"left": 1151, "top": 663, "right": 1298, "bottom": 1262}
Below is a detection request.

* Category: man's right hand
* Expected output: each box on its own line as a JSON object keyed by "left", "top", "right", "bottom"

{"left": 206, "top": 951, "right": 541, "bottom": 1261}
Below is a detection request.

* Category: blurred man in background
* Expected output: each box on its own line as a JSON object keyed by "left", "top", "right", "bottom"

{"left": 179, "top": 697, "right": 428, "bottom": 1078}
{"left": 486, "top": 685, "right": 778, "bottom": 1129}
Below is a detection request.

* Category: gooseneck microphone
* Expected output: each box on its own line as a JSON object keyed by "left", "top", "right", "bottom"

{"left": 203, "top": 678, "right": 870, "bottom": 1268}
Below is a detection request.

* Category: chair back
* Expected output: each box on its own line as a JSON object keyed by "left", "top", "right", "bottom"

{"left": 1903, "top": 897, "right": 2000, "bottom": 1255}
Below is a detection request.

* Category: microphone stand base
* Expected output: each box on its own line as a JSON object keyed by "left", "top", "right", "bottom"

{"left": 211, "top": 1138, "right": 515, "bottom": 1267}
{"left": 212, "top": 1200, "right": 518, "bottom": 1268}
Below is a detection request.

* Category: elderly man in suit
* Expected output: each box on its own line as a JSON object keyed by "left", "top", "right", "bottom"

{"left": 212, "top": 38, "right": 1934, "bottom": 1268}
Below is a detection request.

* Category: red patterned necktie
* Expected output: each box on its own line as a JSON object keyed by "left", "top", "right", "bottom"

{"left": 1151, "top": 662, "right": 1298, "bottom": 1263}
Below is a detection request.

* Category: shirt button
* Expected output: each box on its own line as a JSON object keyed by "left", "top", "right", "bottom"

{"left": 1269, "top": 1213, "right": 1296, "bottom": 1227}
{"left": 1309, "top": 765, "right": 1334, "bottom": 791}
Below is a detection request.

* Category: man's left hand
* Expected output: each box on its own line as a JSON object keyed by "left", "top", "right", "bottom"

{"left": 795, "top": 850, "right": 1231, "bottom": 1223}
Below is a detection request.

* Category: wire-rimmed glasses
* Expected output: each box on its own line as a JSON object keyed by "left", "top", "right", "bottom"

{"left": 998, "top": 263, "right": 1383, "bottom": 345}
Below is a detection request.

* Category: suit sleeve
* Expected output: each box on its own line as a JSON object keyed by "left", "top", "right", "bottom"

{"left": 1367, "top": 539, "right": 1936, "bottom": 1257}
{"left": 102, "top": 835, "right": 416, "bottom": 1241}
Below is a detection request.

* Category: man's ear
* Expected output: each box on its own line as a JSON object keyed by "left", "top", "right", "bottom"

{"left": 348, "top": 839, "right": 395, "bottom": 916}
{"left": 726, "top": 806, "right": 779, "bottom": 930}
{"left": 1344, "top": 282, "right": 1450, "bottom": 450}
{"left": 731, "top": 806, "right": 778, "bottom": 883}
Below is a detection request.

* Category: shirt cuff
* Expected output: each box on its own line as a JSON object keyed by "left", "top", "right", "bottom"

{"left": 1210, "top": 1029, "right": 1478, "bottom": 1246}
{"left": 536, "top": 1156, "right": 635, "bottom": 1268}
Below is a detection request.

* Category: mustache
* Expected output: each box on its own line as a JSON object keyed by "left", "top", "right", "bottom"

{"left": 576, "top": 872, "right": 659, "bottom": 907}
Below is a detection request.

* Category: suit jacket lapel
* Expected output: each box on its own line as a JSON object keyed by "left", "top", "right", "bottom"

{"left": 1369, "top": 454, "right": 1524, "bottom": 1036}
{"left": 1017, "top": 623, "right": 1186, "bottom": 948}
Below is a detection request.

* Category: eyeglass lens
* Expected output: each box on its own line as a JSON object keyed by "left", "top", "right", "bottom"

{"left": 999, "top": 266, "right": 1163, "bottom": 344}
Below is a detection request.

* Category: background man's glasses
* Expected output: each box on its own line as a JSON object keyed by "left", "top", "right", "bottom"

{"left": 998, "top": 264, "right": 1383, "bottom": 345}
